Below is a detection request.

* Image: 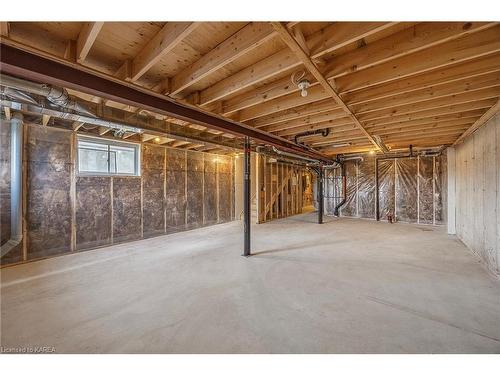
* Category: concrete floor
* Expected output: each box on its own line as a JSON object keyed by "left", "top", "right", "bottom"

{"left": 1, "top": 213, "right": 500, "bottom": 353}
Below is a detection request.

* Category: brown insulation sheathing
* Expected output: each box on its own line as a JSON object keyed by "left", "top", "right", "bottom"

{"left": 113, "top": 177, "right": 142, "bottom": 243}
{"left": 203, "top": 154, "right": 218, "bottom": 225}
{"left": 166, "top": 148, "right": 187, "bottom": 233}
{"left": 26, "top": 126, "right": 72, "bottom": 259}
{"left": 76, "top": 176, "right": 111, "bottom": 250}
{"left": 418, "top": 156, "right": 434, "bottom": 224}
{"left": 326, "top": 155, "right": 445, "bottom": 225}
{"left": 435, "top": 153, "right": 447, "bottom": 223}
{"left": 218, "top": 155, "right": 233, "bottom": 223}
{"left": 142, "top": 144, "right": 165, "bottom": 238}
{"left": 357, "top": 157, "right": 376, "bottom": 218}
{"left": 378, "top": 160, "right": 395, "bottom": 221}
{"left": 186, "top": 151, "right": 204, "bottom": 229}
{"left": 341, "top": 162, "right": 357, "bottom": 216}
{"left": 5, "top": 128, "right": 235, "bottom": 266}
{"left": 395, "top": 158, "right": 418, "bottom": 223}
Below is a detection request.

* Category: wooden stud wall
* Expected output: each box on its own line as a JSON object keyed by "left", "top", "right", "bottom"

{"left": 256, "top": 154, "right": 307, "bottom": 223}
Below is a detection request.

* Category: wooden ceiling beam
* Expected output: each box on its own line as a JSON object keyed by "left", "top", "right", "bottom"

{"left": 199, "top": 22, "right": 396, "bottom": 106}
{"left": 131, "top": 22, "right": 199, "bottom": 82}
{"left": 335, "top": 25, "right": 500, "bottom": 94}
{"left": 361, "top": 99, "right": 497, "bottom": 126}
{"left": 353, "top": 71, "right": 500, "bottom": 115}
{"left": 76, "top": 22, "right": 104, "bottom": 63}
{"left": 1, "top": 22, "right": 10, "bottom": 37}
{"left": 453, "top": 99, "right": 500, "bottom": 145}
{"left": 250, "top": 99, "right": 337, "bottom": 128}
{"left": 170, "top": 22, "right": 276, "bottom": 95}
{"left": 230, "top": 54, "right": 500, "bottom": 120}
{"left": 343, "top": 53, "right": 500, "bottom": 105}
{"left": 358, "top": 86, "right": 500, "bottom": 120}
{"left": 262, "top": 109, "right": 349, "bottom": 133}
{"left": 271, "top": 22, "right": 382, "bottom": 152}
{"left": 215, "top": 22, "right": 495, "bottom": 117}
{"left": 239, "top": 84, "right": 331, "bottom": 122}
{"left": 323, "top": 22, "right": 494, "bottom": 80}
{"left": 370, "top": 121, "right": 479, "bottom": 138}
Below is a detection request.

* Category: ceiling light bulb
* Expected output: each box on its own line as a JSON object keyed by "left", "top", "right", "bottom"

{"left": 154, "top": 137, "right": 161, "bottom": 143}
{"left": 297, "top": 79, "right": 310, "bottom": 98}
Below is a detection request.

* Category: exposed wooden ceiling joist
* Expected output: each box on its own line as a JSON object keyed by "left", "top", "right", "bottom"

{"left": 270, "top": 21, "right": 382, "bottom": 152}
{"left": 199, "top": 22, "right": 396, "bottom": 107}
{"left": 170, "top": 22, "right": 276, "bottom": 95}
{"left": 76, "top": 22, "right": 104, "bottom": 63}
{"left": 131, "top": 22, "right": 199, "bottom": 82}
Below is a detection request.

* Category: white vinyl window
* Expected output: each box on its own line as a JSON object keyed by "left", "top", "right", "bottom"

{"left": 77, "top": 136, "right": 140, "bottom": 176}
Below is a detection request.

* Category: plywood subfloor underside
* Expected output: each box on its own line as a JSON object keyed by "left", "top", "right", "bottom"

{"left": 1, "top": 213, "right": 499, "bottom": 353}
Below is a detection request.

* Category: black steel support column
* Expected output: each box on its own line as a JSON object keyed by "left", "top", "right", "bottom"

{"left": 318, "top": 165, "right": 324, "bottom": 224}
{"left": 243, "top": 137, "right": 251, "bottom": 256}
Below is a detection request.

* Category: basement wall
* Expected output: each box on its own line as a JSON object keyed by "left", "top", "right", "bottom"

{"left": 0, "top": 123, "right": 234, "bottom": 266}
{"left": 323, "top": 155, "right": 447, "bottom": 224}
{"left": 453, "top": 113, "right": 500, "bottom": 276}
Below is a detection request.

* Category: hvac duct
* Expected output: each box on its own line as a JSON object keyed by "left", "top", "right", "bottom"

{"left": 1, "top": 112, "right": 23, "bottom": 258}
{"left": 0, "top": 73, "right": 95, "bottom": 117}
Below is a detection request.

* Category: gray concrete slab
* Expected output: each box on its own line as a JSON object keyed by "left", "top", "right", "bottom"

{"left": 1, "top": 213, "right": 500, "bottom": 353}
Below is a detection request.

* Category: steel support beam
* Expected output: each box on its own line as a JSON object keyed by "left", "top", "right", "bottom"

{"left": 243, "top": 137, "right": 251, "bottom": 256}
{"left": 0, "top": 43, "right": 332, "bottom": 164}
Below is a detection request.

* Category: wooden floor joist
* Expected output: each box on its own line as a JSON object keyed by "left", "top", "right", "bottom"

{"left": 1, "top": 21, "right": 500, "bottom": 154}
{"left": 270, "top": 22, "right": 383, "bottom": 152}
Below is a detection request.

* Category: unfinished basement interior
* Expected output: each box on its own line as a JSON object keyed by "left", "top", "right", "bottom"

{"left": 0, "top": 20, "right": 499, "bottom": 354}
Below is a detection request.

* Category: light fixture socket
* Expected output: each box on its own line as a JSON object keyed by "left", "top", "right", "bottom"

{"left": 297, "top": 79, "right": 310, "bottom": 97}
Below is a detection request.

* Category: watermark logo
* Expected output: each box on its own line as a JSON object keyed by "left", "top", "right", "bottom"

{"left": 1, "top": 346, "right": 56, "bottom": 354}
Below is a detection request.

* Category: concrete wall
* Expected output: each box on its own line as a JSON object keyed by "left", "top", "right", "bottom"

{"left": 453, "top": 113, "right": 500, "bottom": 276}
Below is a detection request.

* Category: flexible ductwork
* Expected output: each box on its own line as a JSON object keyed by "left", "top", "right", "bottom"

{"left": 1, "top": 73, "right": 95, "bottom": 117}
{"left": 0, "top": 98, "right": 142, "bottom": 134}
{"left": 0, "top": 113, "right": 23, "bottom": 258}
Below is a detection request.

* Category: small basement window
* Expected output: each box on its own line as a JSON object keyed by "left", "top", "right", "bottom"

{"left": 77, "top": 136, "right": 140, "bottom": 176}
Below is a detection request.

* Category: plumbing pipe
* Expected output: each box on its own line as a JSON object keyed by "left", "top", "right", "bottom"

{"left": 1, "top": 113, "right": 23, "bottom": 258}
{"left": 294, "top": 128, "right": 330, "bottom": 145}
{"left": 333, "top": 158, "right": 347, "bottom": 217}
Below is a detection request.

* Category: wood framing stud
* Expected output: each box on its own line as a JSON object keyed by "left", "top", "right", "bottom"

{"left": 0, "top": 22, "right": 9, "bottom": 37}
{"left": 77, "top": 22, "right": 104, "bottom": 63}
{"left": 270, "top": 22, "right": 383, "bottom": 152}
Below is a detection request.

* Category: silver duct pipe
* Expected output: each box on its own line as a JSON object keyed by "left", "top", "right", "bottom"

{"left": 1, "top": 99, "right": 142, "bottom": 134}
{"left": 1, "top": 87, "right": 39, "bottom": 105}
{"left": 1, "top": 73, "right": 95, "bottom": 117}
{"left": 270, "top": 146, "right": 322, "bottom": 164}
{"left": 1, "top": 113, "right": 23, "bottom": 258}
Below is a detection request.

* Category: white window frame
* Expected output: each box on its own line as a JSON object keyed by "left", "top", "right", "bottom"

{"left": 76, "top": 135, "right": 141, "bottom": 177}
